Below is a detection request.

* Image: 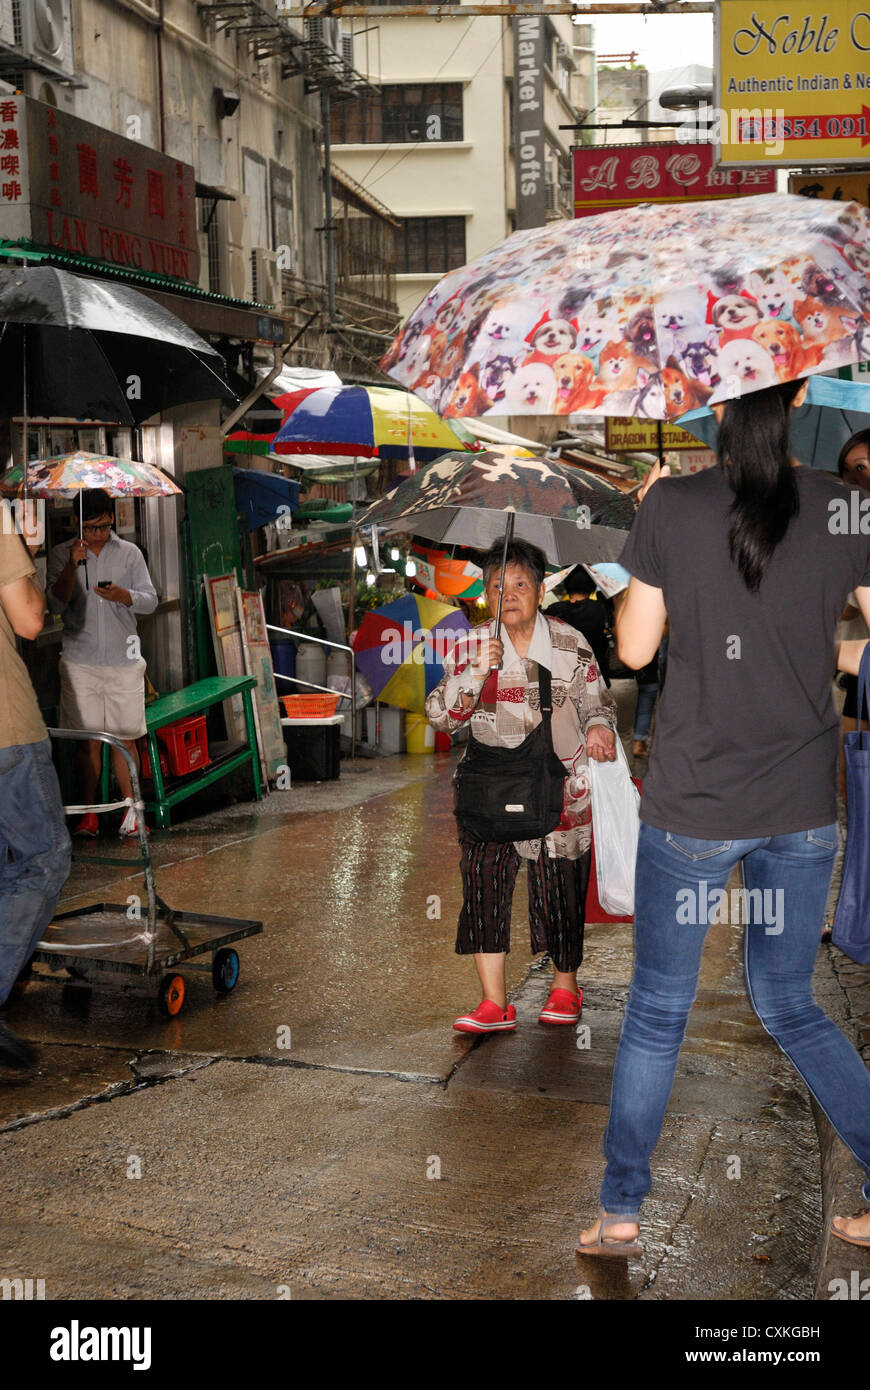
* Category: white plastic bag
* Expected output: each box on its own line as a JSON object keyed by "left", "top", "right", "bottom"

{"left": 588, "top": 738, "right": 640, "bottom": 916}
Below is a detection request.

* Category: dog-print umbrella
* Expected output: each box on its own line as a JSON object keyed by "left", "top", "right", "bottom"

{"left": 381, "top": 193, "right": 870, "bottom": 421}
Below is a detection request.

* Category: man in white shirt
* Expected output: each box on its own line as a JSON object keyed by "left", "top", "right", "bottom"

{"left": 48, "top": 489, "right": 157, "bottom": 837}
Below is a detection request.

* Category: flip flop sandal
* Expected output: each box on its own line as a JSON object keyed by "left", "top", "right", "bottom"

{"left": 829, "top": 1209, "right": 870, "bottom": 1248}
{"left": 576, "top": 1208, "right": 642, "bottom": 1260}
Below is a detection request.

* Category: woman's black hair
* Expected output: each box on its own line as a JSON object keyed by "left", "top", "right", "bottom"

{"left": 481, "top": 537, "right": 546, "bottom": 590}
{"left": 717, "top": 379, "right": 804, "bottom": 592}
{"left": 838, "top": 428, "right": 870, "bottom": 477}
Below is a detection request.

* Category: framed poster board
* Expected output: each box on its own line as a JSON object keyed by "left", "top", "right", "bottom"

{"left": 238, "top": 589, "right": 286, "bottom": 783}
{"left": 203, "top": 573, "right": 247, "bottom": 746}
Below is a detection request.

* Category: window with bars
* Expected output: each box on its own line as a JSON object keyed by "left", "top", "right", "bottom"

{"left": 332, "top": 83, "right": 464, "bottom": 144}
{"left": 397, "top": 217, "right": 466, "bottom": 275}
{"left": 199, "top": 200, "right": 222, "bottom": 294}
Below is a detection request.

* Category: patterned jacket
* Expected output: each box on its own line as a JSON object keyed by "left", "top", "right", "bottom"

{"left": 425, "top": 611, "right": 617, "bottom": 859}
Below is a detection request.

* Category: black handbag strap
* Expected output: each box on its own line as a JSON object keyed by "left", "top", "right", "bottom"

{"left": 860, "top": 642, "right": 870, "bottom": 749}
{"left": 466, "top": 642, "right": 557, "bottom": 755}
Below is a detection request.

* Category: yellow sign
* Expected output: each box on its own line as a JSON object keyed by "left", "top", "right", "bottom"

{"left": 789, "top": 171, "right": 870, "bottom": 205}
{"left": 605, "top": 418, "right": 700, "bottom": 453}
{"left": 716, "top": 1, "right": 870, "bottom": 166}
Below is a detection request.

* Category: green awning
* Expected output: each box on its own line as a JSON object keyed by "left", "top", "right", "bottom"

{"left": 0, "top": 240, "right": 274, "bottom": 312}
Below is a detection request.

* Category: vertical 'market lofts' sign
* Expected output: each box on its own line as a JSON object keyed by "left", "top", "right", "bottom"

{"left": 513, "top": 16, "right": 546, "bottom": 231}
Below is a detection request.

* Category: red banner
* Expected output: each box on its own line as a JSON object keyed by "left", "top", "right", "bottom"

{"left": 573, "top": 142, "right": 776, "bottom": 218}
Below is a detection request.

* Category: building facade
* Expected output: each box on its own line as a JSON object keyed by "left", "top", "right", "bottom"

{"left": 332, "top": 7, "right": 592, "bottom": 324}
{"left": 0, "top": 0, "right": 399, "bottom": 698}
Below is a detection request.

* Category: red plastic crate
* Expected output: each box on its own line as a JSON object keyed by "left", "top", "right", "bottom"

{"left": 138, "top": 738, "right": 168, "bottom": 782}
{"left": 155, "top": 715, "right": 209, "bottom": 776}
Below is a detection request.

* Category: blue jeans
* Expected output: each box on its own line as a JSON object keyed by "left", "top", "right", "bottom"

{"left": 0, "top": 740, "right": 71, "bottom": 1007}
{"left": 632, "top": 683, "right": 658, "bottom": 740}
{"left": 601, "top": 822, "right": 870, "bottom": 1214}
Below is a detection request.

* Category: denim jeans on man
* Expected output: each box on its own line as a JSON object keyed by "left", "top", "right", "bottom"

{"left": 0, "top": 740, "right": 71, "bottom": 1006}
{"left": 601, "top": 822, "right": 870, "bottom": 1214}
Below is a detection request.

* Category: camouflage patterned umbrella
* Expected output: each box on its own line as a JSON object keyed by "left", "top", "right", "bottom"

{"left": 356, "top": 445, "right": 629, "bottom": 565}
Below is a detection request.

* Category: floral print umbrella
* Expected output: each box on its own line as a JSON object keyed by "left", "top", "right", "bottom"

{"left": 1, "top": 452, "right": 182, "bottom": 498}
{"left": 382, "top": 192, "right": 870, "bottom": 421}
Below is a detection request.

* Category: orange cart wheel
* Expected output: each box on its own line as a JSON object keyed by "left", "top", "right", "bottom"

{"left": 159, "top": 974, "right": 185, "bottom": 1017}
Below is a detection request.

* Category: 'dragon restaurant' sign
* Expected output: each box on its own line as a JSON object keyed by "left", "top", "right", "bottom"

{"left": 0, "top": 96, "right": 198, "bottom": 283}
{"left": 605, "top": 417, "right": 702, "bottom": 453}
{"left": 573, "top": 141, "right": 776, "bottom": 217}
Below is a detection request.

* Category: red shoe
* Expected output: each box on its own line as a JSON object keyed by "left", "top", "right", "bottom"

{"left": 538, "top": 986, "right": 583, "bottom": 1025}
{"left": 119, "top": 808, "right": 148, "bottom": 838}
{"left": 453, "top": 999, "right": 517, "bottom": 1034}
{"left": 73, "top": 813, "right": 99, "bottom": 837}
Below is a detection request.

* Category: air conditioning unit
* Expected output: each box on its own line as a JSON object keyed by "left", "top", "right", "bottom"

{"left": 252, "top": 247, "right": 279, "bottom": 306}
{"left": 18, "top": 0, "right": 75, "bottom": 79}
{"left": 0, "top": 0, "right": 18, "bottom": 51}
{"left": 226, "top": 193, "right": 249, "bottom": 249}
{"left": 223, "top": 246, "right": 248, "bottom": 300}
{"left": 307, "top": 16, "right": 342, "bottom": 55}
{"left": 341, "top": 32, "right": 353, "bottom": 71}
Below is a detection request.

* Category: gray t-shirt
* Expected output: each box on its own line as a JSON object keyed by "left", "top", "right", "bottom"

{"left": 619, "top": 467, "right": 870, "bottom": 839}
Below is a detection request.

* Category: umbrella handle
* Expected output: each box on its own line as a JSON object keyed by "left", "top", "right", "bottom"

{"left": 491, "top": 513, "right": 515, "bottom": 671}
{"left": 77, "top": 493, "right": 88, "bottom": 588}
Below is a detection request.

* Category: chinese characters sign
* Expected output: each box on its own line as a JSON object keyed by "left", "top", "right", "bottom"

{"left": 716, "top": 1, "right": 870, "bottom": 166}
{"left": 0, "top": 96, "right": 198, "bottom": 283}
{"left": 789, "top": 171, "right": 870, "bottom": 206}
{"left": 573, "top": 141, "right": 775, "bottom": 217}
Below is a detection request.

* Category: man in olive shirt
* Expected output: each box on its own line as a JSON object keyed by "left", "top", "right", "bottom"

{"left": 0, "top": 501, "right": 71, "bottom": 1067}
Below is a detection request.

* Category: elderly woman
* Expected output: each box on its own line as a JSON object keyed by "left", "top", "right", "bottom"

{"left": 426, "top": 538, "right": 618, "bottom": 1034}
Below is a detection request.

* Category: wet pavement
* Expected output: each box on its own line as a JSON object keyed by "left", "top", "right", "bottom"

{"left": 1, "top": 681, "right": 867, "bottom": 1300}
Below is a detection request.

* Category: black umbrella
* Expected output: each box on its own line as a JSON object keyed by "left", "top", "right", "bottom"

{"left": 0, "top": 265, "right": 235, "bottom": 425}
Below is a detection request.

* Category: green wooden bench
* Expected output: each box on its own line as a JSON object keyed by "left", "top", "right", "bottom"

{"left": 141, "top": 675, "right": 262, "bottom": 830}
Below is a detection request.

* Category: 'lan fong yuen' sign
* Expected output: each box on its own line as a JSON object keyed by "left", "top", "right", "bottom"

{"left": 0, "top": 96, "right": 198, "bottom": 283}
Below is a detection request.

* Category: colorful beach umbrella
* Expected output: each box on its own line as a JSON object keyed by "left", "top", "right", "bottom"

{"left": 351, "top": 594, "right": 471, "bottom": 713}
{"left": 382, "top": 193, "right": 870, "bottom": 420}
{"left": 270, "top": 384, "right": 477, "bottom": 460}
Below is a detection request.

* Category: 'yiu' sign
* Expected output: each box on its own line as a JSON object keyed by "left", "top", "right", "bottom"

{"left": 716, "top": 0, "right": 870, "bottom": 166}
{"left": 0, "top": 96, "right": 199, "bottom": 282}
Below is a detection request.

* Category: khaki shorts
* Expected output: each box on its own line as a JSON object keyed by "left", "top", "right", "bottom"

{"left": 60, "top": 657, "right": 147, "bottom": 740}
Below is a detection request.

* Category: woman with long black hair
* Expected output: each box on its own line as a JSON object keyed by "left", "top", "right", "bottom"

{"left": 578, "top": 378, "right": 870, "bottom": 1258}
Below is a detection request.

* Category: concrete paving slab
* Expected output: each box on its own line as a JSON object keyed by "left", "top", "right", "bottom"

{"left": 0, "top": 1061, "right": 817, "bottom": 1301}
{"left": 12, "top": 768, "right": 532, "bottom": 1076}
{"left": 0, "top": 1045, "right": 136, "bottom": 1129}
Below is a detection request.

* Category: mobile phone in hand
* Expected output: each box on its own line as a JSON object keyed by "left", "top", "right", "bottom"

{"left": 97, "top": 580, "right": 112, "bottom": 590}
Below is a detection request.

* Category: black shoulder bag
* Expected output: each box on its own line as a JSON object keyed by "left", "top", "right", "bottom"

{"left": 454, "top": 664, "right": 569, "bottom": 843}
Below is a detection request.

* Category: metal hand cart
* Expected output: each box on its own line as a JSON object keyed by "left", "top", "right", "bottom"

{"left": 31, "top": 729, "right": 263, "bottom": 1016}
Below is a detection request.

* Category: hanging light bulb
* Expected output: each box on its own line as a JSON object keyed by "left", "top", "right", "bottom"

{"left": 405, "top": 560, "right": 417, "bottom": 578}
{"left": 365, "top": 571, "right": 376, "bottom": 587}
{"left": 354, "top": 545, "right": 367, "bottom": 566}
{"left": 390, "top": 547, "right": 400, "bottom": 562}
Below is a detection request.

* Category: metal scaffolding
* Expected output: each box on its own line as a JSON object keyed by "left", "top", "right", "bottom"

{"left": 197, "top": 1, "right": 378, "bottom": 96}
